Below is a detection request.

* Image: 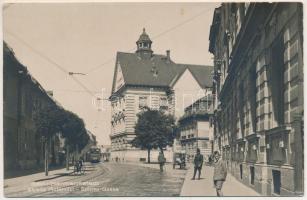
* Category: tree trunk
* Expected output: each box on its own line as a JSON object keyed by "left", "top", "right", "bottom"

{"left": 160, "top": 147, "right": 164, "bottom": 155}
{"left": 76, "top": 145, "right": 80, "bottom": 160}
{"left": 74, "top": 144, "right": 78, "bottom": 163}
{"left": 147, "top": 149, "right": 151, "bottom": 163}
{"left": 44, "top": 138, "right": 49, "bottom": 176}
{"left": 66, "top": 145, "right": 69, "bottom": 170}
{"left": 51, "top": 137, "right": 56, "bottom": 166}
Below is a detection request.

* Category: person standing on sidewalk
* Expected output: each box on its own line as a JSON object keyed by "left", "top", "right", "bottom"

{"left": 158, "top": 151, "right": 166, "bottom": 172}
{"left": 192, "top": 148, "right": 203, "bottom": 180}
{"left": 213, "top": 151, "right": 227, "bottom": 196}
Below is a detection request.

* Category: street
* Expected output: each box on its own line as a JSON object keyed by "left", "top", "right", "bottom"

{"left": 4, "top": 162, "right": 186, "bottom": 197}
{"left": 3, "top": 2, "right": 303, "bottom": 196}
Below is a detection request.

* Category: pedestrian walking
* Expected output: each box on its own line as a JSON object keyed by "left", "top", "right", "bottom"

{"left": 192, "top": 148, "right": 203, "bottom": 180}
{"left": 158, "top": 151, "right": 166, "bottom": 172}
{"left": 213, "top": 151, "right": 227, "bottom": 197}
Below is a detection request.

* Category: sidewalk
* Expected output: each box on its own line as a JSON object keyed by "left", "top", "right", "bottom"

{"left": 180, "top": 164, "right": 260, "bottom": 196}
{"left": 4, "top": 166, "right": 74, "bottom": 194}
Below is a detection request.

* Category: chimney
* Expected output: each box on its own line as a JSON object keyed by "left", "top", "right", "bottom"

{"left": 166, "top": 50, "right": 170, "bottom": 63}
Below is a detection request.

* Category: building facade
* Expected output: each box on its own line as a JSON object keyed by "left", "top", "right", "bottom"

{"left": 178, "top": 95, "right": 214, "bottom": 162}
{"left": 209, "top": 3, "right": 303, "bottom": 196}
{"left": 110, "top": 29, "right": 213, "bottom": 162}
{"left": 3, "top": 42, "right": 65, "bottom": 174}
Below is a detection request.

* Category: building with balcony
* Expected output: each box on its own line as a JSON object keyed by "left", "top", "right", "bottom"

{"left": 209, "top": 3, "right": 303, "bottom": 196}
{"left": 178, "top": 95, "right": 214, "bottom": 162}
{"left": 109, "top": 29, "right": 213, "bottom": 162}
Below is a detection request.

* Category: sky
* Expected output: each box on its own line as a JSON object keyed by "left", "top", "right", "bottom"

{"left": 3, "top": 2, "right": 220, "bottom": 145}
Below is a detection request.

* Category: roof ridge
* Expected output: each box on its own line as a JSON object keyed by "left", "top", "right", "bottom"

{"left": 177, "top": 63, "right": 213, "bottom": 68}
{"left": 113, "top": 51, "right": 213, "bottom": 92}
{"left": 117, "top": 51, "right": 166, "bottom": 57}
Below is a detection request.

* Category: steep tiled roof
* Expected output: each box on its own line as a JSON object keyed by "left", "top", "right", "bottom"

{"left": 112, "top": 52, "right": 213, "bottom": 93}
{"left": 177, "top": 64, "right": 213, "bottom": 89}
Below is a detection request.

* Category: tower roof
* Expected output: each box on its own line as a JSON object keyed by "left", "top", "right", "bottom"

{"left": 136, "top": 28, "right": 152, "bottom": 43}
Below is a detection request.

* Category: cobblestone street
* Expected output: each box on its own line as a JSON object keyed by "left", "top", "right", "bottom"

{"left": 4, "top": 162, "right": 186, "bottom": 197}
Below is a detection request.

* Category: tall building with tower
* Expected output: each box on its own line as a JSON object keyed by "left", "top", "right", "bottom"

{"left": 109, "top": 29, "right": 213, "bottom": 162}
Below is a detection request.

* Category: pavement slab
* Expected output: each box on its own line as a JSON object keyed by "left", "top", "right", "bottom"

{"left": 180, "top": 164, "right": 260, "bottom": 196}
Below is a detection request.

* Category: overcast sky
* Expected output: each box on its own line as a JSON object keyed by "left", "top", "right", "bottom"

{"left": 3, "top": 2, "right": 220, "bottom": 145}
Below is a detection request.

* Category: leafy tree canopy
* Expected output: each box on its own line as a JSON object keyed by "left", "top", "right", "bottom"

{"left": 34, "top": 103, "right": 89, "bottom": 150}
{"left": 131, "top": 108, "right": 176, "bottom": 151}
{"left": 33, "top": 103, "right": 65, "bottom": 138}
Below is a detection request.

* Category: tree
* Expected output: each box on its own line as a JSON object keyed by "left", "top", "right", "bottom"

{"left": 33, "top": 103, "right": 64, "bottom": 176}
{"left": 131, "top": 108, "right": 176, "bottom": 163}
{"left": 60, "top": 110, "right": 88, "bottom": 170}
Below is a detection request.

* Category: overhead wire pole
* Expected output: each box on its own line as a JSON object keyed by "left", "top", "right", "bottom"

{"left": 5, "top": 30, "right": 69, "bottom": 75}
{"left": 5, "top": 6, "right": 213, "bottom": 96}
{"left": 151, "top": 7, "right": 213, "bottom": 40}
{"left": 4, "top": 30, "right": 97, "bottom": 99}
{"left": 84, "top": 46, "right": 137, "bottom": 75}
{"left": 85, "top": 7, "right": 213, "bottom": 75}
{"left": 4, "top": 30, "right": 110, "bottom": 140}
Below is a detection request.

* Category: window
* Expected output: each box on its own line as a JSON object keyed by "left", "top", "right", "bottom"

{"left": 21, "top": 90, "right": 27, "bottom": 116}
{"left": 284, "top": 27, "right": 300, "bottom": 124}
{"left": 256, "top": 54, "right": 270, "bottom": 131}
{"left": 139, "top": 96, "right": 148, "bottom": 109}
{"left": 202, "top": 141, "right": 208, "bottom": 149}
{"left": 269, "top": 35, "right": 285, "bottom": 125}
{"left": 159, "top": 97, "right": 168, "bottom": 110}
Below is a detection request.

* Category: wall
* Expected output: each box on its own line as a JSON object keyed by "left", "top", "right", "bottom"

{"left": 173, "top": 69, "right": 207, "bottom": 119}
{"left": 197, "top": 121, "right": 211, "bottom": 138}
{"left": 210, "top": 3, "right": 303, "bottom": 196}
{"left": 4, "top": 43, "right": 64, "bottom": 173}
{"left": 110, "top": 87, "right": 171, "bottom": 151}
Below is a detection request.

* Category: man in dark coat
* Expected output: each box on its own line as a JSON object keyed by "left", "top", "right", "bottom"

{"left": 192, "top": 148, "right": 203, "bottom": 180}
{"left": 213, "top": 151, "right": 227, "bottom": 196}
{"left": 158, "top": 151, "right": 166, "bottom": 172}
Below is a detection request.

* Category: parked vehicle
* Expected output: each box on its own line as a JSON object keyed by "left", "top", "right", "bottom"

{"left": 173, "top": 152, "right": 186, "bottom": 169}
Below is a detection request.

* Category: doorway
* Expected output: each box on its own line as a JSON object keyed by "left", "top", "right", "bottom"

{"left": 272, "top": 170, "right": 281, "bottom": 195}
{"left": 240, "top": 164, "right": 243, "bottom": 179}
{"left": 250, "top": 166, "right": 255, "bottom": 185}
